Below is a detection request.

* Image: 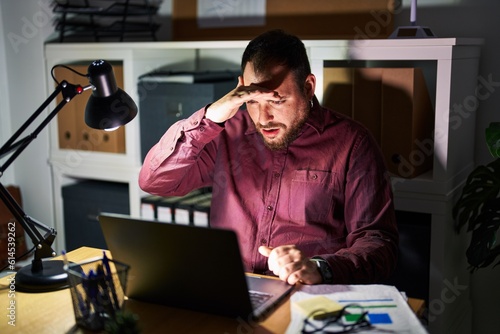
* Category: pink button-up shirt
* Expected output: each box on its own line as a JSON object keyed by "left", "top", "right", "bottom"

{"left": 139, "top": 102, "right": 398, "bottom": 283}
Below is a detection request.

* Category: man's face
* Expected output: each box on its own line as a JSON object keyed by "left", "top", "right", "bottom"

{"left": 242, "top": 62, "right": 315, "bottom": 150}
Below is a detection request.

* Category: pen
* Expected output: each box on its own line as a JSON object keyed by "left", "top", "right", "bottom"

{"left": 86, "top": 269, "right": 104, "bottom": 328}
{"left": 61, "top": 250, "right": 69, "bottom": 268}
{"left": 62, "top": 250, "right": 89, "bottom": 319}
{"left": 102, "top": 251, "right": 120, "bottom": 310}
{"left": 96, "top": 263, "right": 114, "bottom": 316}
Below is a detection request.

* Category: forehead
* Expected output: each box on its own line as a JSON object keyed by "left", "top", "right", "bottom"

{"left": 243, "top": 61, "right": 296, "bottom": 91}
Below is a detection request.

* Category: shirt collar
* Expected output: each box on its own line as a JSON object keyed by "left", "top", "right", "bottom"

{"left": 304, "top": 95, "right": 326, "bottom": 135}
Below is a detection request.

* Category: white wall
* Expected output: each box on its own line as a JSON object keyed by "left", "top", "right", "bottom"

{"left": 0, "top": 0, "right": 56, "bottom": 233}
{"left": 0, "top": 4, "right": 14, "bottom": 185}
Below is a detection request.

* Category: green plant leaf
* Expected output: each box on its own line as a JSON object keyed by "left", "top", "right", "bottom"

{"left": 454, "top": 121, "right": 500, "bottom": 271}
{"left": 486, "top": 122, "right": 500, "bottom": 158}
{"left": 104, "top": 310, "right": 140, "bottom": 334}
{"left": 465, "top": 197, "right": 500, "bottom": 270}
{"left": 453, "top": 158, "right": 500, "bottom": 233}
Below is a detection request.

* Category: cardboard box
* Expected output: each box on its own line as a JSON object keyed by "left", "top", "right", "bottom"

{"left": 323, "top": 67, "right": 354, "bottom": 118}
{"left": 353, "top": 68, "right": 383, "bottom": 146}
{"left": 381, "top": 68, "right": 434, "bottom": 178}
{"left": 172, "top": 0, "right": 394, "bottom": 41}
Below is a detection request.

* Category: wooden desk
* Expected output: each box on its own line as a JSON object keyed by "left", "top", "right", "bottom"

{"left": 0, "top": 247, "right": 424, "bottom": 333}
{"left": 0, "top": 247, "right": 288, "bottom": 333}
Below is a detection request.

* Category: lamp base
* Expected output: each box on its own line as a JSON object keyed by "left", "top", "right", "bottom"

{"left": 15, "top": 260, "right": 70, "bottom": 293}
{"left": 389, "top": 26, "right": 436, "bottom": 39}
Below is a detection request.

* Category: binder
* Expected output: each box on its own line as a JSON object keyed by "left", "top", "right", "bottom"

{"left": 156, "top": 191, "right": 201, "bottom": 223}
{"left": 140, "top": 195, "right": 162, "bottom": 219}
{"left": 192, "top": 198, "right": 212, "bottom": 227}
{"left": 150, "top": 188, "right": 211, "bottom": 223}
{"left": 174, "top": 192, "right": 212, "bottom": 225}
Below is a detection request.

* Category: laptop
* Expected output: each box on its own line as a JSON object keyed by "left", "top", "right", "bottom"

{"left": 98, "top": 212, "right": 294, "bottom": 320}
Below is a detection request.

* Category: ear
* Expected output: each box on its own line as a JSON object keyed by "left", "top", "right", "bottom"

{"left": 304, "top": 73, "right": 316, "bottom": 100}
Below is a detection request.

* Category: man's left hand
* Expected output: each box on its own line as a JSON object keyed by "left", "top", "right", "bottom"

{"left": 258, "top": 245, "right": 322, "bottom": 285}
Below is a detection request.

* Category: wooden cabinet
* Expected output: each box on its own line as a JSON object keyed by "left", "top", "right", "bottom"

{"left": 45, "top": 38, "right": 482, "bottom": 334}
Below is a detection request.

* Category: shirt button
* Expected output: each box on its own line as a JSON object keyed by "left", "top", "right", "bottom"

{"left": 311, "top": 174, "right": 318, "bottom": 180}
{"left": 193, "top": 120, "right": 198, "bottom": 125}
{"left": 273, "top": 172, "right": 280, "bottom": 178}
{"left": 267, "top": 205, "right": 273, "bottom": 211}
{"left": 199, "top": 126, "right": 205, "bottom": 132}
{"left": 260, "top": 238, "right": 267, "bottom": 244}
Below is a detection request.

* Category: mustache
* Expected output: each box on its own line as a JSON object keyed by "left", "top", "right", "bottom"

{"left": 257, "top": 122, "right": 286, "bottom": 130}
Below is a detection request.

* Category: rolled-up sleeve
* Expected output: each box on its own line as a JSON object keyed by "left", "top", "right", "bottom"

{"left": 139, "top": 107, "right": 223, "bottom": 196}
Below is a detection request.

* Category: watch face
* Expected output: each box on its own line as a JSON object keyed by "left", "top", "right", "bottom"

{"left": 314, "top": 259, "right": 333, "bottom": 284}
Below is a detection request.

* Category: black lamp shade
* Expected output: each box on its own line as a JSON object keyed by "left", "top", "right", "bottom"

{"left": 85, "top": 60, "right": 138, "bottom": 130}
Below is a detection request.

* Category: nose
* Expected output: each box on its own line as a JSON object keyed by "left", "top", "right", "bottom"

{"left": 259, "top": 103, "right": 274, "bottom": 124}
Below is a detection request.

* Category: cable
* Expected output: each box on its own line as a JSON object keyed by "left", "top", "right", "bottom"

{"left": 51, "top": 64, "right": 88, "bottom": 85}
{"left": 0, "top": 245, "right": 36, "bottom": 274}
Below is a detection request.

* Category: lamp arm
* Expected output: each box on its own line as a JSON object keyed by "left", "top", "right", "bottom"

{"left": 0, "top": 80, "right": 84, "bottom": 265}
{"left": 0, "top": 81, "right": 82, "bottom": 170}
{"left": 0, "top": 84, "right": 62, "bottom": 157}
{"left": 0, "top": 183, "right": 56, "bottom": 260}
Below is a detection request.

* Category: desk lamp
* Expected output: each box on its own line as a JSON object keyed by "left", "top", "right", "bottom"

{"left": 0, "top": 60, "right": 138, "bottom": 292}
{"left": 389, "top": 0, "right": 436, "bottom": 38}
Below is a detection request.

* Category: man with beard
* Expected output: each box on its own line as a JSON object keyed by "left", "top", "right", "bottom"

{"left": 139, "top": 30, "right": 398, "bottom": 285}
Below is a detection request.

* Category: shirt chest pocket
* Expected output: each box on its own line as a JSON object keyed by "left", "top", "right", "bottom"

{"left": 288, "top": 170, "right": 337, "bottom": 223}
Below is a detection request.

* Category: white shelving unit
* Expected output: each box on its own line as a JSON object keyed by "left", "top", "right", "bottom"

{"left": 45, "top": 38, "right": 482, "bottom": 334}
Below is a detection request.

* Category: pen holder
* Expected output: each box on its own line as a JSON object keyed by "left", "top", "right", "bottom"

{"left": 66, "top": 256, "right": 130, "bottom": 331}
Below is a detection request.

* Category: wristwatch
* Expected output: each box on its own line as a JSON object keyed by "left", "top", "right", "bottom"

{"left": 310, "top": 257, "right": 334, "bottom": 284}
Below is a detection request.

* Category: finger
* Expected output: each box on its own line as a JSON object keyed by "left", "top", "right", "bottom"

{"left": 233, "top": 86, "right": 280, "bottom": 101}
{"left": 277, "top": 261, "right": 304, "bottom": 284}
{"left": 269, "top": 244, "right": 295, "bottom": 257}
{"left": 289, "top": 260, "right": 323, "bottom": 285}
{"left": 259, "top": 246, "right": 278, "bottom": 273}
{"left": 287, "top": 271, "right": 303, "bottom": 285}
{"left": 258, "top": 245, "right": 273, "bottom": 257}
{"left": 277, "top": 263, "right": 295, "bottom": 282}
{"left": 265, "top": 245, "right": 300, "bottom": 276}
{"left": 267, "top": 245, "right": 295, "bottom": 275}
{"left": 278, "top": 247, "right": 301, "bottom": 262}
{"left": 274, "top": 252, "right": 301, "bottom": 280}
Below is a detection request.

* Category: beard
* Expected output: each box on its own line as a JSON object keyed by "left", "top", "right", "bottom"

{"left": 256, "top": 107, "right": 310, "bottom": 151}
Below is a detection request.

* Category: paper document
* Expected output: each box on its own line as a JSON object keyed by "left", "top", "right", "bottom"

{"left": 197, "top": 0, "right": 266, "bottom": 28}
{"left": 286, "top": 284, "right": 428, "bottom": 334}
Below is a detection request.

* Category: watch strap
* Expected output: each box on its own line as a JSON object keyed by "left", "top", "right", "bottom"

{"left": 310, "top": 257, "right": 334, "bottom": 284}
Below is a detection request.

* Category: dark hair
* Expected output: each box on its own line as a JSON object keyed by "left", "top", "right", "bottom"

{"left": 241, "top": 29, "right": 311, "bottom": 89}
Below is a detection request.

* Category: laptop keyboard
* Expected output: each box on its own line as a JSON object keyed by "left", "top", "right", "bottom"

{"left": 249, "top": 290, "right": 273, "bottom": 309}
